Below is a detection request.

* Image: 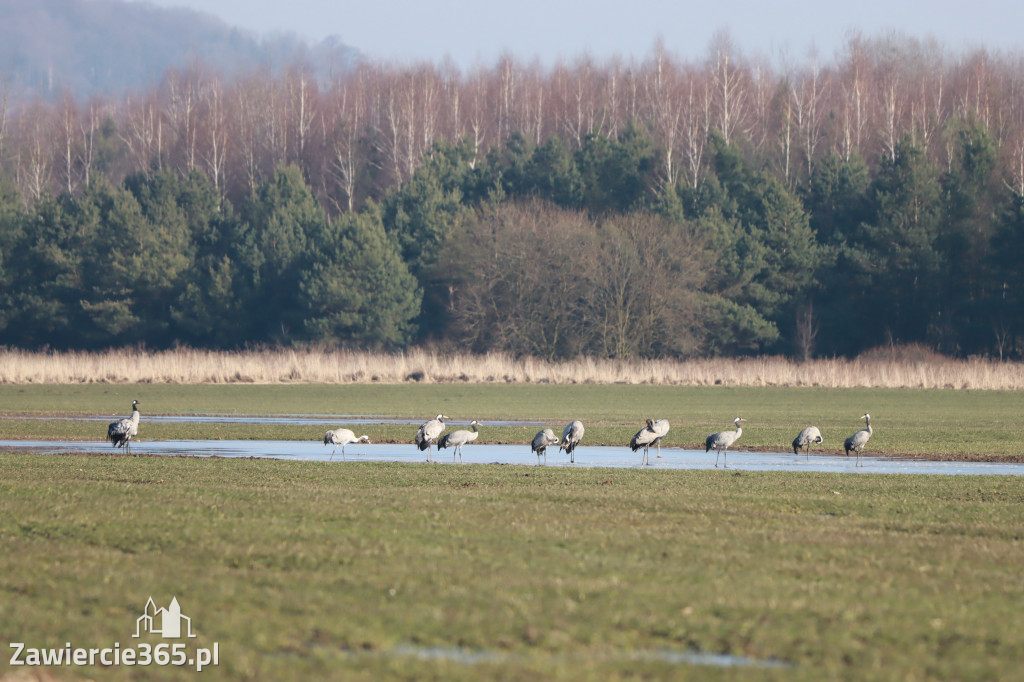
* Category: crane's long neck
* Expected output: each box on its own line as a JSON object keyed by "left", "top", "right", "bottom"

{"left": 735, "top": 425, "right": 742, "bottom": 437}
{"left": 131, "top": 407, "right": 140, "bottom": 424}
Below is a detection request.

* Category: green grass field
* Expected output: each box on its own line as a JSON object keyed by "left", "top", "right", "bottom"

{"left": 2, "top": 384, "right": 1024, "bottom": 680}
{"left": 2, "top": 383, "right": 1024, "bottom": 458}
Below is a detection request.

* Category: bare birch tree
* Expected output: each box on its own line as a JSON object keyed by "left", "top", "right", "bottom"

{"left": 709, "top": 31, "right": 749, "bottom": 146}
{"left": 57, "top": 92, "right": 81, "bottom": 194}
{"left": 199, "top": 75, "right": 228, "bottom": 198}
{"left": 16, "top": 101, "right": 54, "bottom": 201}
{"left": 120, "top": 92, "right": 163, "bottom": 176}
{"left": 682, "top": 68, "right": 711, "bottom": 189}
{"left": 163, "top": 65, "right": 200, "bottom": 174}
{"left": 325, "top": 66, "right": 368, "bottom": 213}
{"left": 643, "top": 39, "right": 684, "bottom": 189}
{"left": 791, "top": 53, "right": 828, "bottom": 178}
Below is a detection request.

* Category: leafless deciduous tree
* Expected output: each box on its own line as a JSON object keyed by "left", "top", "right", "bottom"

{"left": 3, "top": 36, "right": 1024, "bottom": 210}
{"left": 443, "top": 201, "right": 706, "bottom": 360}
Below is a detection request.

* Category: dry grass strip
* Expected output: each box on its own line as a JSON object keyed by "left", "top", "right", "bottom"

{"left": 2, "top": 347, "right": 1022, "bottom": 389}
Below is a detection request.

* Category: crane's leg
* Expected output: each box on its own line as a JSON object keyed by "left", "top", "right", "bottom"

{"left": 330, "top": 445, "right": 337, "bottom": 461}
{"left": 715, "top": 449, "right": 720, "bottom": 468}
{"left": 722, "top": 449, "right": 729, "bottom": 469}
{"left": 342, "top": 446, "right": 347, "bottom": 462}
{"left": 656, "top": 441, "right": 662, "bottom": 459}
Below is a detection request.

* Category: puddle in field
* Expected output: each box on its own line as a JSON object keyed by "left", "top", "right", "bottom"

{"left": 2, "top": 439, "right": 1024, "bottom": 475}
{"left": 388, "top": 644, "right": 506, "bottom": 665}
{"left": 631, "top": 648, "right": 791, "bottom": 668}
{"left": 374, "top": 643, "right": 791, "bottom": 669}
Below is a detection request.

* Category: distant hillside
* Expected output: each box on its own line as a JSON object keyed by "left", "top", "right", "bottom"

{"left": 0, "top": 0, "right": 359, "bottom": 99}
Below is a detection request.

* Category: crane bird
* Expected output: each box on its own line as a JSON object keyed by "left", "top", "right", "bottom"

{"left": 560, "top": 420, "right": 585, "bottom": 463}
{"left": 792, "top": 426, "right": 823, "bottom": 458}
{"left": 531, "top": 428, "right": 559, "bottom": 465}
{"left": 438, "top": 420, "right": 481, "bottom": 463}
{"left": 107, "top": 400, "right": 141, "bottom": 454}
{"left": 630, "top": 418, "right": 671, "bottom": 466}
{"left": 323, "top": 429, "right": 370, "bottom": 461}
{"left": 414, "top": 414, "right": 449, "bottom": 462}
{"left": 705, "top": 417, "right": 745, "bottom": 469}
{"left": 843, "top": 414, "right": 873, "bottom": 467}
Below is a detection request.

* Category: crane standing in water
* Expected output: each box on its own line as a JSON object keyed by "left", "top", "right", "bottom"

{"left": 324, "top": 429, "right": 370, "bottom": 461}
{"left": 843, "top": 414, "right": 873, "bottom": 467}
{"left": 107, "top": 400, "right": 141, "bottom": 454}
{"left": 630, "top": 418, "right": 671, "bottom": 465}
{"left": 531, "top": 429, "right": 560, "bottom": 465}
{"left": 438, "top": 420, "right": 481, "bottom": 463}
{"left": 415, "top": 414, "right": 449, "bottom": 462}
{"left": 705, "top": 417, "right": 745, "bottom": 469}
{"left": 792, "top": 426, "right": 823, "bottom": 459}
{"left": 560, "top": 420, "right": 585, "bottom": 463}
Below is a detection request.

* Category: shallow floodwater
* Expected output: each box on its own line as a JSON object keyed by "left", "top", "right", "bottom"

{"left": 376, "top": 643, "right": 790, "bottom": 669}
{"left": 3, "top": 439, "right": 1023, "bottom": 476}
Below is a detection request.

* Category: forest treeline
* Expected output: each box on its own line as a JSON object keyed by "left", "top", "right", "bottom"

{"left": 2, "top": 33, "right": 1024, "bottom": 359}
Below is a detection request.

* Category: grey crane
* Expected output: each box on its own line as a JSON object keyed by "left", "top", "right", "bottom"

{"left": 843, "top": 413, "right": 872, "bottom": 467}
{"left": 323, "top": 428, "right": 370, "bottom": 461}
{"left": 531, "top": 428, "right": 560, "bottom": 465}
{"left": 438, "top": 420, "right": 480, "bottom": 463}
{"left": 560, "top": 420, "right": 585, "bottom": 463}
{"left": 107, "top": 400, "right": 140, "bottom": 454}
{"left": 415, "top": 414, "right": 449, "bottom": 462}
{"left": 792, "top": 426, "right": 823, "bottom": 458}
{"left": 630, "top": 418, "right": 671, "bottom": 466}
{"left": 705, "top": 417, "right": 745, "bottom": 469}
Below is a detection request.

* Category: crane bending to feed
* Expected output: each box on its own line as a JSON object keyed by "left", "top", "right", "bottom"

{"left": 705, "top": 417, "right": 745, "bottom": 469}
{"left": 630, "top": 418, "right": 671, "bottom": 465}
{"left": 107, "top": 400, "right": 141, "bottom": 454}
{"left": 324, "top": 429, "right": 370, "bottom": 461}
{"left": 560, "top": 420, "right": 585, "bottom": 463}
{"left": 531, "top": 428, "right": 560, "bottom": 465}
{"left": 415, "top": 414, "right": 449, "bottom": 462}
{"left": 843, "top": 414, "right": 873, "bottom": 467}
{"left": 792, "top": 426, "right": 823, "bottom": 458}
{"left": 437, "top": 420, "right": 481, "bottom": 463}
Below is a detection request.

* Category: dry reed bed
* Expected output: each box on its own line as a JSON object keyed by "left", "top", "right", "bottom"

{"left": 1, "top": 348, "right": 1023, "bottom": 389}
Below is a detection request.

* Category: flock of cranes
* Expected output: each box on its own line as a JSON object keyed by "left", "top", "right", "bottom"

{"left": 406, "top": 413, "right": 874, "bottom": 467}
{"left": 105, "top": 401, "right": 875, "bottom": 468}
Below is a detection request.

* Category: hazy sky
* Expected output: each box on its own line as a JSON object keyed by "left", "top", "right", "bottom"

{"left": 136, "top": 0, "right": 1023, "bottom": 68}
